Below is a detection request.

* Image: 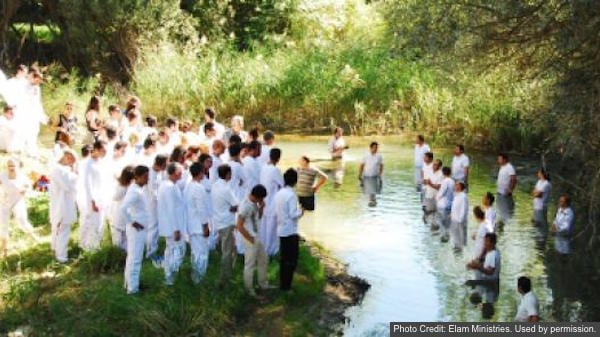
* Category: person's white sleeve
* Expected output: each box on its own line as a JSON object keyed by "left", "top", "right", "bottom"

{"left": 194, "top": 188, "right": 209, "bottom": 225}
{"left": 465, "top": 156, "right": 470, "bottom": 168}
{"left": 525, "top": 297, "right": 539, "bottom": 317}
{"left": 120, "top": 189, "right": 135, "bottom": 225}
{"left": 484, "top": 251, "right": 497, "bottom": 269}
{"left": 557, "top": 209, "right": 574, "bottom": 232}
{"left": 289, "top": 195, "right": 302, "bottom": 220}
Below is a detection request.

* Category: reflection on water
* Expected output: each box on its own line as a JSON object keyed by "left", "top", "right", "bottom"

{"left": 276, "top": 138, "right": 590, "bottom": 336}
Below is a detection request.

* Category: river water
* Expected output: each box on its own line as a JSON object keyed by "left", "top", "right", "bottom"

{"left": 277, "top": 137, "right": 588, "bottom": 336}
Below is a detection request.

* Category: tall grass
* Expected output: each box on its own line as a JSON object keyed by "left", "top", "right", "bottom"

{"left": 34, "top": 0, "right": 550, "bottom": 152}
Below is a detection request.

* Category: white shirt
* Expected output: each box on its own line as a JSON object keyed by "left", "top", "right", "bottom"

{"left": 554, "top": 207, "right": 574, "bottom": 234}
{"left": 451, "top": 191, "right": 469, "bottom": 223}
{"left": 84, "top": 158, "right": 111, "bottom": 208}
{"left": 414, "top": 143, "right": 430, "bottom": 168}
{"left": 0, "top": 172, "right": 30, "bottom": 205}
{"left": 275, "top": 186, "right": 303, "bottom": 237}
{"left": 436, "top": 176, "right": 454, "bottom": 210}
{"left": 422, "top": 162, "right": 434, "bottom": 182}
{"left": 121, "top": 184, "right": 150, "bottom": 227}
{"left": 229, "top": 160, "right": 246, "bottom": 201}
{"left": 515, "top": 292, "right": 539, "bottom": 322}
{"left": 425, "top": 169, "right": 443, "bottom": 199}
{"left": 184, "top": 180, "right": 210, "bottom": 235}
{"left": 474, "top": 220, "right": 494, "bottom": 258}
{"left": 238, "top": 199, "right": 260, "bottom": 238}
{"left": 136, "top": 152, "right": 156, "bottom": 168}
{"left": 482, "top": 249, "right": 501, "bottom": 280}
{"left": 258, "top": 144, "right": 272, "bottom": 165}
{"left": 361, "top": 152, "right": 383, "bottom": 177}
{"left": 451, "top": 154, "right": 470, "bottom": 182}
{"left": 260, "top": 163, "right": 283, "bottom": 217}
{"left": 49, "top": 164, "right": 78, "bottom": 226}
{"left": 485, "top": 207, "right": 497, "bottom": 230}
{"left": 211, "top": 179, "right": 238, "bottom": 230}
{"left": 209, "top": 154, "right": 223, "bottom": 185}
{"left": 497, "top": 163, "right": 516, "bottom": 195}
{"left": 242, "top": 156, "right": 262, "bottom": 194}
{"left": 157, "top": 179, "right": 185, "bottom": 237}
{"left": 328, "top": 136, "right": 346, "bottom": 159}
{"left": 533, "top": 179, "right": 551, "bottom": 210}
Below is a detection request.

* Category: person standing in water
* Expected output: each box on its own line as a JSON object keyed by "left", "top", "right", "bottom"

{"left": 414, "top": 135, "right": 430, "bottom": 193}
{"left": 359, "top": 142, "right": 384, "bottom": 207}
{"left": 328, "top": 127, "right": 348, "bottom": 188}
{"left": 550, "top": 194, "right": 575, "bottom": 255}
{"left": 496, "top": 153, "right": 517, "bottom": 225}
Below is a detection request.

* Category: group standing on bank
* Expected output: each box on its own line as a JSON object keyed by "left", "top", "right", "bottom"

{"left": 0, "top": 65, "right": 576, "bottom": 320}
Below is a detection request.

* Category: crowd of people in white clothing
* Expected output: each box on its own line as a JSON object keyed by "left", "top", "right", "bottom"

{"left": 0, "top": 64, "right": 577, "bottom": 319}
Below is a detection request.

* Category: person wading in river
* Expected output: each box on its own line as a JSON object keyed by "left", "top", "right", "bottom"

{"left": 496, "top": 153, "right": 517, "bottom": 225}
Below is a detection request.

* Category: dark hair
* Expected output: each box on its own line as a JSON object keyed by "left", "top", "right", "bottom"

{"left": 4, "top": 105, "right": 13, "bottom": 113}
{"left": 498, "top": 152, "right": 509, "bottom": 161}
{"left": 205, "top": 108, "right": 215, "bottom": 120}
{"left": 218, "top": 164, "right": 231, "bottom": 179}
{"left": 473, "top": 206, "right": 485, "bottom": 220}
{"left": 424, "top": 152, "right": 434, "bottom": 160}
{"left": 134, "top": 165, "right": 149, "bottom": 178}
{"left": 417, "top": 134, "right": 424, "bottom": 142}
{"left": 81, "top": 144, "right": 93, "bottom": 157}
{"left": 166, "top": 117, "right": 178, "bottom": 128}
{"left": 484, "top": 232, "right": 497, "bottom": 245}
{"left": 517, "top": 276, "right": 532, "bottom": 293}
{"left": 434, "top": 159, "right": 443, "bottom": 167}
{"left": 143, "top": 136, "right": 156, "bottom": 149}
{"left": 228, "top": 143, "right": 242, "bottom": 157}
{"left": 114, "top": 141, "right": 128, "bottom": 152}
{"left": 270, "top": 148, "right": 281, "bottom": 162}
{"left": 560, "top": 194, "right": 571, "bottom": 206}
{"left": 154, "top": 154, "right": 168, "bottom": 168}
{"left": 249, "top": 140, "right": 261, "bottom": 152}
{"left": 283, "top": 168, "right": 298, "bottom": 187}
{"left": 249, "top": 127, "right": 259, "bottom": 141}
{"left": 456, "top": 144, "right": 465, "bottom": 153}
{"left": 167, "top": 162, "right": 180, "bottom": 176}
{"left": 92, "top": 140, "right": 106, "bottom": 151}
{"left": 118, "top": 166, "right": 135, "bottom": 186}
{"left": 145, "top": 115, "right": 157, "bottom": 127}
{"left": 539, "top": 168, "right": 550, "bottom": 181}
{"left": 229, "top": 134, "right": 242, "bottom": 145}
{"left": 105, "top": 127, "right": 117, "bottom": 140}
{"left": 250, "top": 184, "right": 267, "bottom": 199}
{"left": 442, "top": 166, "right": 451, "bottom": 176}
{"left": 169, "top": 145, "right": 186, "bottom": 163}
{"left": 485, "top": 192, "right": 495, "bottom": 205}
{"left": 370, "top": 141, "right": 378, "bottom": 148}
{"left": 333, "top": 126, "right": 342, "bottom": 135}
{"left": 198, "top": 153, "right": 212, "bottom": 168}
{"left": 190, "top": 162, "right": 203, "bottom": 178}
{"left": 456, "top": 181, "right": 466, "bottom": 191}
{"left": 204, "top": 122, "right": 215, "bottom": 134}
{"left": 301, "top": 156, "right": 310, "bottom": 164}
{"left": 108, "top": 104, "right": 120, "bottom": 113}
{"left": 263, "top": 130, "right": 275, "bottom": 142}
{"left": 87, "top": 95, "right": 100, "bottom": 112}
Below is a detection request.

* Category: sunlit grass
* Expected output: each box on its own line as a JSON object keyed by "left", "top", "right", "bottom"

{"left": 0, "top": 197, "right": 330, "bottom": 336}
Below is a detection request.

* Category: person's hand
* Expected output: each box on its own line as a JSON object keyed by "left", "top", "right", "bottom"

{"left": 202, "top": 225, "right": 210, "bottom": 238}
{"left": 257, "top": 200, "right": 265, "bottom": 211}
{"left": 229, "top": 205, "right": 238, "bottom": 213}
{"left": 91, "top": 200, "right": 100, "bottom": 212}
{"left": 312, "top": 186, "right": 320, "bottom": 193}
{"left": 174, "top": 230, "right": 181, "bottom": 241}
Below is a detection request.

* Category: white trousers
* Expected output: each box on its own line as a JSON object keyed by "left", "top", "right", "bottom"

{"left": 450, "top": 220, "right": 467, "bottom": 249}
{"left": 111, "top": 226, "right": 127, "bottom": 251}
{"left": 189, "top": 234, "right": 209, "bottom": 284}
{"left": 0, "top": 199, "right": 36, "bottom": 240}
{"left": 52, "top": 221, "right": 72, "bottom": 262}
{"left": 145, "top": 221, "right": 159, "bottom": 258}
{"left": 80, "top": 208, "right": 106, "bottom": 252}
{"left": 259, "top": 214, "right": 279, "bottom": 256}
{"left": 163, "top": 237, "right": 186, "bottom": 285}
{"left": 124, "top": 223, "right": 147, "bottom": 294}
{"left": 243, "top": 238, "right": 269, "bottom": 292}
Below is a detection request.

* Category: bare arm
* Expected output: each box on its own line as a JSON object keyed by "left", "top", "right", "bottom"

{"left": 236, "top": 216, "right": 254, "bottom": 243}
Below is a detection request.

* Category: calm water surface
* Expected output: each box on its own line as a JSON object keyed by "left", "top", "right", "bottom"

{"left": 277, "top": 137, "right": 586, "bottom": 336}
